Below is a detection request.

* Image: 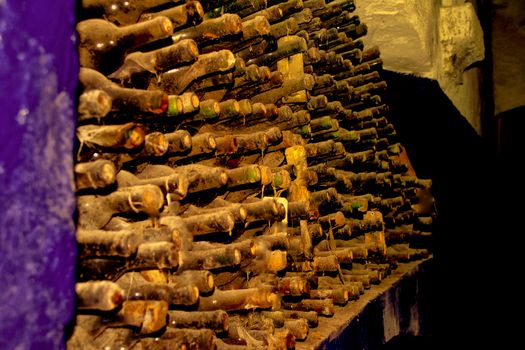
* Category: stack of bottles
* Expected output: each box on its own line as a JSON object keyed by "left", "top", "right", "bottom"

{"left": 69, "top": 1, "right": 435, "bottom": 349}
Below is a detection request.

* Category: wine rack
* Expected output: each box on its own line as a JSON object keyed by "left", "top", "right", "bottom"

{"left": 69, "top": 1, "right": 435, "bottom": 349}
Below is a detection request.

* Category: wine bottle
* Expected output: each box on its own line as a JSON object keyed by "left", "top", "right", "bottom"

{"left": 241, "top": 15, "right": 271, "bottom": 40}
{"left": 304, "top": 140, "right": 345, "bottom": 163}
{"left": 104, "top": 217, "right": 178, "bottom": 245}
{"left": 304, "top": 0, "right": 330, "bottom": 11}
{"left": 109, "top": 131, "right": 169, "bottom": 165}
{"left": 77, "top": 184, "right": 164, "bottom": 229}
{"left": 79, "top": 241, "right": 179, "bottom": 281}
{"left": 77, "top": 122, "right": 145, "bottom": 151}
{"left": 79, "top": 68, "right": 170, "bottom": 115}
{"left": 317, "top": 276, "right": 362, "bottom": 299}
{"left": 81, "top": 1, "right": 180, "bottom": 25}
{"left": 77, "top": 89, "right": 112, "bottom": 122}
{"left": 244, "top": 249, "right": 288, "bottom": 274}
{"left": 247, "top": 274, "right": 308, "bottom": 296}
{"left": 180, "top": 211, "right": 236, "bottom": 236}
{"left": 197, "top": 288, "right": 280, "bottom": 312}
{"left": 169, "top": 270, "right": 215, "bottom": 293}
{"left": 114, "top": 300, "right": 168, "bottom": 334}
{"left": 178, "top": 245, "right": 241, "bottom": 271}
{"left": 167, "top": 310, "right": 228, "bottom": 332}
{"left": 139, "top": 1, "right": 205, "bottom": 29}
{"left": 268, "top": 17, "right": 298, "bottom": 39}
{"left": 323, "top": 11, "right": 359, "bottom": 29}
{"left": 77, "top": 229, "right": 140, "bottom": 258}
{"left": 340, "top": 22, "right": 368, "bottom": 40}
{"left": 251, "top": 74, "right": 315, "bottom": 104}
{"left": 281, "top": 310, "right": 318, "bottom": 328}
{"left": 242, "top": 4, "right": 284, "bottom": 23}
{"left": 229, "top": 72, "right": 285, "bottom": 100}
{"left": 77, "top": 16, "right": 173, "bottom": 74}
{"left": 75, "top": 159, "right": 117, "bottom": 190}
{"left": 150, "top": 50, "right": 236, "bottom": 94}
{"left": 116, "top": 273, "right": 200, "bottom": 305}
{"left": 172, "top": 14, "right": 243, "bottom": 44}
{"left": 284, "top": 318, "right": 309, "bottom": 340}
{"left": 167, "top": 132, "right": 217, "bottom": 164}
{"left": 299, "top": 16, "right": 322, "bottom": 32}
{"left": 108, "top": 39, "right": 199, "bottom": 82}
{"left": 139, "top": 328, "right": 216, "bottom": 350}
{"left": 76, "top": 281, "right": 124, "bottom": 311}
{"left": 246, "top": 36, "right": 307, "bottom": 67}
{"left": 314, "top": 248, "right": 354, "bottom": 264}
{"left": 282, "top": 299, "right": 334, "bottom": 316}
{"left": 329, "top": 0, "right": 356, "bottom": 12}
{"left": 137, "top": 164, "right": 228, "bottom": 194}
{"left": 116, "top": 170, "right": 189, "bottom": 201}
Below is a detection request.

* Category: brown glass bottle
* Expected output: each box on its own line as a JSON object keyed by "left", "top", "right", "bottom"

{"left": 79, "top": 68, "right": 170, "bottom": 116}
{"left": 109, "top": 39, "right": 199, "bottom": 83}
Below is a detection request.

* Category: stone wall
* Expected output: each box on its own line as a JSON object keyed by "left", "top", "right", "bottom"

{"left": 492, "top": 0, "right": 525, "bottom": 116}
{"left": 356, "top": 0, "right": 485, "bottom": 134}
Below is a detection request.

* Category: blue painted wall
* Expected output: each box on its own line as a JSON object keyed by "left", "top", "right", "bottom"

{"left": 0, "top": 0, "right": 77, "bottom": 349}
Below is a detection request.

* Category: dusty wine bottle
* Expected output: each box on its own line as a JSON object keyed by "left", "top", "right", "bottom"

{"left": 139, "top": 1, "right": 205, "bottom": 28}
{"left": 114, "top": 300, "right": 168, "bottom": 334}
{"left": 251, "top": 74, "right": 315, "bottom": 104}
{"left": 116, "top": 170, "right": 189, "bottom": 201}
{"left": 178, "top": 245, "right": 241, "bottom": 271}
{"left": 283, "top": 299, "right": 335, "bottom": 316}
{"left": 77, "top": 229, "right": 140, "bottom": 259}
{"left": 109, "top": 39, "right": 199, "bottom": 82}
{"left": 77, "top": 89, "right": 112, "bottom": 122}
{"left": 79, "top": 68, "right": 170, "bottom": 115}
{"left": 118, "top": 279, "right": 200, "bottom": 306}
{"left": 77, "top": 16, "right": 173, "bottom": 74}
{"left": 140, "top": 328, "right": 216, "bottom": 350}
{"left": 77, "top": 122, "right": 145, "bottom": 151}
{"left": 172, "top": 14, "right": 243, "bottom": 44}
{"left": 180, "top": 211, "right": 236, "bottom": 236}
{"left": 242, "top": 4, "right": 284, "bottom": 23}
{"left": 76, "top": 281, "right": 124, "bottom": 311}
{"left": 150, "top": 50, "right": 236, "bottom": 94}
{"left": 77, "top": 184, "right": 164, "bottom": 229}
{"left": 247, "top": 36, "right": 307, "bottom": 67}
{"left": 198, "top": 288, "right": 281, "bottom": 312}
{"left": 75, "top": 159, "right": 116, "bottom": 190}
{"left": 137, "top": 164, "right": 228, "bottom": 194}
{"left": 167, "top": 310, "right": 228, "bottom": 332}
{"left": 81, "top": 0, "right": 188, "bottom": 25}
{"left": 169, "top": 270, "right": 215, "bottom": 293}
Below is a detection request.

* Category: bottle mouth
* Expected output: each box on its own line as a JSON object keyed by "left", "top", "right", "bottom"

{"left": 124, "top": 124, "right": 145, "bottom": 149}
{"left": 166, "top": 95, "right": 183, "bottom": 117}
{"left": 159, "top": 17, "right": 174, "bottom": 35}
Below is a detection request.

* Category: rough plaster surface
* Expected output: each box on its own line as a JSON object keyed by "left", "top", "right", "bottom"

{"left": 436, "top": 3, "right": 484, "bottom": 134}
{"left": 356, "top": 0, "right": 485, "bottom": 134}
{"left": 438, "top": 3, "right": 485, "bottom": 83}
{"left": 355, "top": 0, "right": 439, "bottom": 75}
{"left": 492, "top": 0, "right": 525, "bottom": 115}
{"left": 0, "top": 0, "right": 78, "bottom": 349}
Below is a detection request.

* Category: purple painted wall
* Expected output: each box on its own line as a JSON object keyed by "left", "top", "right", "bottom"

{"left": 0, "top": 0, "right": 77, "bottom": 349}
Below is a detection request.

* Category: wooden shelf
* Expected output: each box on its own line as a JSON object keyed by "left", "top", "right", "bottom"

{"left": 298, "top": 257, "right": 433, "bottom": 350}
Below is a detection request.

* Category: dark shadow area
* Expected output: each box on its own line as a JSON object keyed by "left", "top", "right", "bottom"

{"left": 497, "top": 105, "right": 525, "bottom": 155}
{"left": 381, "top": 70, "right": 522, "bottom": 348}
{"left": 383, "top": 335, "right": 435, "bottom": 350}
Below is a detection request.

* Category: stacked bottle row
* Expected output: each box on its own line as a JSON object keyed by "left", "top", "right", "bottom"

{"left": 69, "top": 0, "right": 434, "bottom": 349}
